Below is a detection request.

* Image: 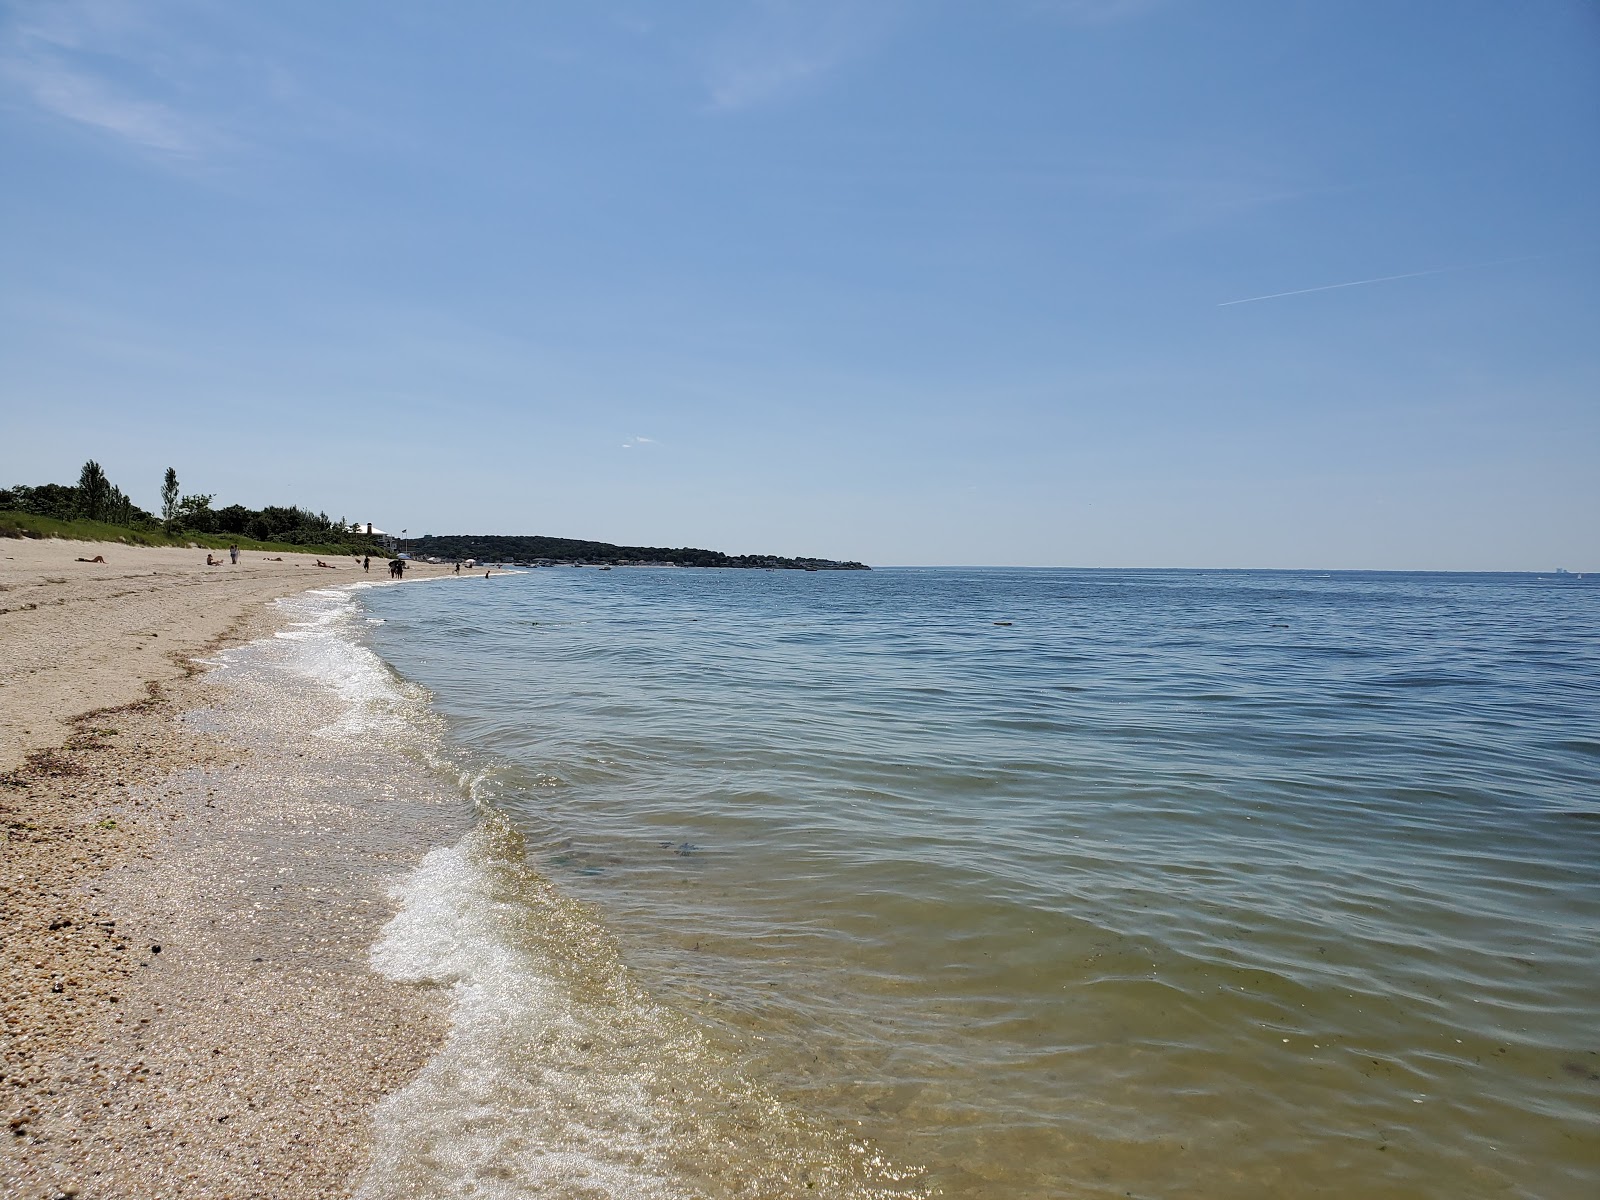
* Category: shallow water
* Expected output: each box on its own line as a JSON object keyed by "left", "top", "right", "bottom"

{"left": 352, "top": 567, "right": 1600, "bottom": 1198}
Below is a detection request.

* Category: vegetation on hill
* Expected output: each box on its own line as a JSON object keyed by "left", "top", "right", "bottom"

{"left": 1, "top": 462, "right": 385, "bottom": 556}
{"left": 406, "top": 533, "right": 869, "bottom": 570}
{"left": 0, "top": 511, "right": 370, "bottom": 556}
{"left": 2, "top": 461, "right": 869, "bottom": 568}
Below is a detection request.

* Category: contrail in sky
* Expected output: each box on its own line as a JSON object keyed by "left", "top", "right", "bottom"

{"left": 1216, "top": 253, "right": 1554, "bottom": 307}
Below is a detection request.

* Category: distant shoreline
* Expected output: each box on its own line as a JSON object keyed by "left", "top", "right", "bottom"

{"left": 403, "top": 533, "right": 870, "bottom": 571}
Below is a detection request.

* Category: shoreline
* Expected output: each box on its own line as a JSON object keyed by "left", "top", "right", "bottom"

{"left": 1, "top": 539, "right": 463, "bottom": 1198}
{"left": 0, "top": 538, "right": 452, "bottom": 774}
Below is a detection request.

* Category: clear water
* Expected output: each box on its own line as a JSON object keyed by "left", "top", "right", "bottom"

{"left": 351, "top": 568, "right": 1600, "bottom": 1198}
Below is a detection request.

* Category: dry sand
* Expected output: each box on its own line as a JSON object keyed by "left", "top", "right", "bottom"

{"left": 0, "top": 539, "right": 447, "bottom": 775}
{"left": 1, "top": 538, "right": 467, "bottom": 1199}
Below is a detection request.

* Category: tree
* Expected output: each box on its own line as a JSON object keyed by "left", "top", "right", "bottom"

{"left": 176, "top": 493, "right": 216, "bottom": 532}
{"left": 161, "top": 468, "right": 180, "bottom": 522}
{"left": 106, "top": 485, "right": 134, "bottom": 526}
{"left": 4, "top": 483, "right": 78, "bottom": 520}
{"left": 213, "top": 504, "right": 251, "bottom": 534}
{"left": 77, "top": 461, "right": 110, "bottom": 522}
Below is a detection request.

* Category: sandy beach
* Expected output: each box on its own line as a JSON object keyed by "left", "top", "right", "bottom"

{"left": 1, "top": 539, "right": 465, "bottom": 1199}
{"left": 0, "top": 540, "right": 455, "bottom": 775}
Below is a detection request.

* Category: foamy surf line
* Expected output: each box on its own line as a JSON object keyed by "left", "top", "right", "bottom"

{"left": 361, "top": 830, "right": 929, "bottom": 1199}
{"left": 21, "top": 578, "right": 476, "bottom": 1199}
{"left": 316, "top": 584, "right": 930, "bottom": 1199}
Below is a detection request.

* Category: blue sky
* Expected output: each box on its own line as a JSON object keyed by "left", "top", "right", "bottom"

{"left": 2, "top": 0, "right": 1596, "bottom": 568}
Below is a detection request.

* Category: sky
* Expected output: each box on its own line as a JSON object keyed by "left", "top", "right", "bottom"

{"left": 1, "top": 0, "right": 1596, "bottom": 569}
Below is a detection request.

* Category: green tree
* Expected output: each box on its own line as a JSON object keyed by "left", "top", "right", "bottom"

{"left": 107, "top": 485, "right": 133, "bottom": 526}
{"left": 176, "top": 493, "right": 216, "bottom": 532}
{"left": 161, "top": 467, "right": 180, "bottom": 522}
{"left": 77, "top": 460, "right": 110, "bottom": 522}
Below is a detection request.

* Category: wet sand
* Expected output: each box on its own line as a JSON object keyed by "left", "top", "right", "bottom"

{"left": 1, "top": 539, "right": 465, "bottom": 1198}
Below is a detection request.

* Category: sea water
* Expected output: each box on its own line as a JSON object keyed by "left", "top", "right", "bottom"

{"left": 331, "top": 567, "right": 1597, "bottom": 1198}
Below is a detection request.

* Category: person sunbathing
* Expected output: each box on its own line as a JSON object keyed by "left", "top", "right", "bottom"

{"left": 75, "top": 555, "right": 106, "bottom": 563}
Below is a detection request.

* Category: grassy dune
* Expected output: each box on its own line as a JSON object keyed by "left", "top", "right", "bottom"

{"left": 0, "top": 511, "right": 374, "bottom": 558}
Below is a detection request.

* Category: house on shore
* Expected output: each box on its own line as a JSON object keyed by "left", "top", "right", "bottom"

{"left": 360, "top": 523, "right": 400, "bottom": 552}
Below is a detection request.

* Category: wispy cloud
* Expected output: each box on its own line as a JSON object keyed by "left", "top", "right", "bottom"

{"left": 703, "top": 0, "right": 897, "bottom": 111}
{"left": 0, "top": 0, "right": 221, "bottom": 158}
{"left": 1218, "top": 254, "right": 1554, "bottom": 307}
{"left": 3, "top": 54, "right": 203, "bottom": 154}
{"left": 621, "top": 436, "right": 657, "bottom": 449}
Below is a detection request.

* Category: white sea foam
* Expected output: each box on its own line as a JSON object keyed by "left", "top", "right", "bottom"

{"left": 360, "top": 831, "right": 911, "bottom": 1198}
{"left": 262, "top": 586, "right": 422, "bottom": 741}
{"left": 360, "top": 828, "right": 684, "bottom": 1199}
{"left": 288, "top": 581, "right": 922, "bottom": 1198}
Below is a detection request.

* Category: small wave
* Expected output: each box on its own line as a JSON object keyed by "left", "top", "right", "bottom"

{"left": 350, "top": 565, "right": 1600, "bottom": 1199}
{"left": 259, "top": 588, "right": 429, "bottom": 742}
{"left": 1549, "top": 739, "right": 1600, "bottom": 761}
{"left": 361, "top": 821, "right": 928, "bottom": 1199}
{"left": 1374, "top": 670, "right": 1492, "bottom": 689}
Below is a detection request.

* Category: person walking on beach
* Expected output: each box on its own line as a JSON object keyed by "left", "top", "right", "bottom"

{"left": 454, "top": 561, "right": 461, "bottom": 575}
{"left": 363, "top": 555, "right": 370, "bottom": 573}
{"left": 229, "top": 543, "right": 239, "bottom": 565}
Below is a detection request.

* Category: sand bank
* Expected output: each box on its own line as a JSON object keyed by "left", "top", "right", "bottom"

{"left": 0, "top": 538, "right": 450, "bottom": 774}
{"left": 1, "top": 539, "right": 466, "bottom": 1198}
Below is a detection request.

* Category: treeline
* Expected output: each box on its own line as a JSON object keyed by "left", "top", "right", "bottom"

{"left": 1, "top": 461, "right": 385, "bottom": 554}
{"left": 408, "top": 533, "right": 869, "bottom": 571}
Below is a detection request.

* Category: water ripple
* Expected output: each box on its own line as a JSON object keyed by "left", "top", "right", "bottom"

{"left": 365, "top": 568, "right": 1600, "bottom": 1200}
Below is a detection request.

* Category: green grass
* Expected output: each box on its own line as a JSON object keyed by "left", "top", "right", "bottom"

{"left": 0, "top": 510, "right": 379, "bottom": 557}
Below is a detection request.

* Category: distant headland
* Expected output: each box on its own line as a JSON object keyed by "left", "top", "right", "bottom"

{"left": 0, "top": 462, "right": 869, "bottom": 570}
{"left": 407, "top": 534, "right": 870, "bottom": 571}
